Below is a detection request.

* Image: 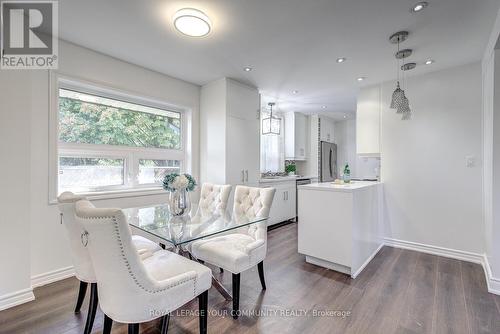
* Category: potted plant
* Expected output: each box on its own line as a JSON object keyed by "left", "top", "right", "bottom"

{"left": 162, "top": 173, "right": 196, "bottom": 217}
{"left": 285, "top": 163, "right": 296, "bottom": 176}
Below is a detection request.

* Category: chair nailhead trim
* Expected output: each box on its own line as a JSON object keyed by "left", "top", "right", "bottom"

{"left": 80, "top": 215, "right": 197, "bottom": 296}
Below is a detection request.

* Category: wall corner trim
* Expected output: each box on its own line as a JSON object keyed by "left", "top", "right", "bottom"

{"left": 31, "top": 266, "right": 75, "bottom": 288}
{"left": 383, "top": 237, "right": 500, "bottom": 296}
{"left": 0, "top": 288, "right": 35, "bottom": 311}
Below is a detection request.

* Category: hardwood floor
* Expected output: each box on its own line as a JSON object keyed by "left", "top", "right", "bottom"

{"left": 1, "top": 223, "right": 499, "bottom": 334}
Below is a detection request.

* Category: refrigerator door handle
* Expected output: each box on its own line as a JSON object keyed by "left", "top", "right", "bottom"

{"left": 329, "top": 148, "right": 333, "bottom": 178}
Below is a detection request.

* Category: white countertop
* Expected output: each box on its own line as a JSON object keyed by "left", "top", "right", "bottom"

{"left": 297, "top": 181, "right": 381, "bottom": 192}
{"left": 259, "top": 175, "right": 318, "bottom": 184}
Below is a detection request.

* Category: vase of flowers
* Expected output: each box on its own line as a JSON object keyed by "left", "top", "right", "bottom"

{"left": 162, "top": 173, "right": 196, "bottom": 217}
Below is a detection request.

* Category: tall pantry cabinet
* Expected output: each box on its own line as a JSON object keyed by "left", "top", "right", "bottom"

{"left": 200, "top": 78, "right": 261, "bottom": 188}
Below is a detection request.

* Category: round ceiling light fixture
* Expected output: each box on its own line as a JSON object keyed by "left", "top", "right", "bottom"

{"left": 244, "top": 66, "right": 253, "bottom": 72}
{"left": 292, "top": 90, "right": 299, "bottom": 94}
{"left": 357, "top": 77, "right": 365, "bottom": 81}
{"left": 173, "top": 8, "right": 211, "bottom": 37}
{"left": 411, "top": 2, "right": 428, "bottom": 13}
{"left": 425, "top": 59, "right": 434, "bottom": 65}
{"left": 336, "top": 57, "right": 346, "bottom": 63}
{"left": 322, "top": 105, "right": 327, "bottom": 109}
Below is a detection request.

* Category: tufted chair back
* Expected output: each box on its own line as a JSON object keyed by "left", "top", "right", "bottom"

{"left": 232, "top": 186, "right": 275, "bottom": 241}
{"left": 75, "top": 200, "right": 198, "bottom": 322}
{"left": 57, "top": 192, "right": 96, "bottom": 283}
{"left": 196, "top": 183, "right": 232, "bottom": 217}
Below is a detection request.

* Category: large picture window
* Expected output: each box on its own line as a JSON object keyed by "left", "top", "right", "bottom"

{"left": 57, "top": 85, "right": 184, "bottom": 195}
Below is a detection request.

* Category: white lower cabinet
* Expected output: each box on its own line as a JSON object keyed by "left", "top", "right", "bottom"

{"left": 260, "top": 180, "right": 296, "bottom": 226}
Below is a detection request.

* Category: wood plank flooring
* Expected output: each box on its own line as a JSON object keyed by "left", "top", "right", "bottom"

{"left": 1, "top": 223, "right": 499, "bottom": 334}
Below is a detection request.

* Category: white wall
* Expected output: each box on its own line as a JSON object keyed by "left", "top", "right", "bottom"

{"left": 1, "top": 40, "right": 201, "bottom": 306}
{"left": 0, "top": 71, "right": 34, "bottom": 308}
{"left": 371, "top": 62, "right": 484, "bottom": 254}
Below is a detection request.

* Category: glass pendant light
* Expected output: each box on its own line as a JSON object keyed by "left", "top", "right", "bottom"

{"left": 262, "top": 102, "right": 281, "bottom": 135}
{"left": 389, "top": 31, "right": 409, "bottom": 110}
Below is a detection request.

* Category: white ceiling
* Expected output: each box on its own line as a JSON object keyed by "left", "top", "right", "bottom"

{"left": 59, "top": 0, "right": 499, "bottom": 119}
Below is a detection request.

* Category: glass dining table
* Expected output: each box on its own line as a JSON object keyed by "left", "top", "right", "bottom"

{"left": 123, "top": 204, "right": 267, "bottom": 301}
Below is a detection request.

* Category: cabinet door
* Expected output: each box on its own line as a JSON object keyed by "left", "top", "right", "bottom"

{"left": 227, "top": 79, "right": 260, "bottom": 121}
{"left": 226, "top": 116, "right": 260, "bottom": 185}
{"left": 356, "top": 85, "right": 381, "bottom": 155}
{"left": 282, "top": 186, "right": 297, "bottom": 221}
{"left": 294, "top": 113, "right": 307, "bottom": 160}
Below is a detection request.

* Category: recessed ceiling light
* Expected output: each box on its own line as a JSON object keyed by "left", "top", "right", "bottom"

{"left": 173, "top": 8, "right": 211, "bottom": 37}
{"left": 322, "top": 105, "right": 327, "bottom": 109}
{"left": 357, "top": 77, "right": 365, "bottom": 81}
{"left": 244, "top": 66, "right": 252, "bottom": 72}
{"left": 425, "top": 59, "right": 434, "bottom": 65}
{"left": 292, "top": 90, "right": 299, "bottom": 94}
{"left": 411, "top": 2, "right": 428, "bottom": 13}
{"left": 343, "top": 115, "right": 347, "bottom": 119}
{"left": 336, "top": 57, "right": 346, "bottom": 63}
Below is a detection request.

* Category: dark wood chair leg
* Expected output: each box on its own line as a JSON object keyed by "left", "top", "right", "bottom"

{"left": 160, "top": 314, "right": 170, "bottom": 334}
{"left": 103, "top": 314, "right": 113, "bottom": 334}
{"left": 232, "top": 273, "right": 240, "bottom": 319}
{"left": 258, "top": 261, "right": 266, "bottom": 290}
{"left": 159, "top": 243, "right": 166, "bottom": 249}
{"left": 83, "top": 283, "right": 98, "bottom": 334}
{"left": 74, "top": 281, "right": 88, "bottom": 313}
{"left": 198, "top": 291, "right": 208, "bottom": 334}
{"left": 219, "top": 268, "right": 224, "bottom": 273}
{"left": 128, "top": 323, "right": 139, "bottom": 334}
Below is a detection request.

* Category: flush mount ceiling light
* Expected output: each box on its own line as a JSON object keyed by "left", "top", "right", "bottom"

{"left": 336, "top": 57, "right": 346, "bottom": 63}
{"left": 173, "top": 8, "right": 211, "bottom": 37}
{"left": 244, "top": 66, "right": 253, "bottom": 72}
{"left": 357, "top": 77, "right": 365, "bottom": 81}
{"left": 262, "top": 102, "right": 281, "bottom": 135}
{"left": 292, "top": 90, "right": 299, "bottom": 94}
{"left": 322, "top": 105, "right": 327, "bottom": 109}
{"left": 425, "top": 59, "right": 434, "bottom": 65}
{"left": 411, "top": 2, "right": 428, "bottom": 13}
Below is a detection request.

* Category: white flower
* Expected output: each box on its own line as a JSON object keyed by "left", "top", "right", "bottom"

{"left": 172, "top": 175, "right": 189, "bottom": 190}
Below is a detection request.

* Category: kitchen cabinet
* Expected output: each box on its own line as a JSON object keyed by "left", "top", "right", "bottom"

{"left": 356, "top": 85, "right": 381, "bottom": 156}
{"left": 319, "top": 116, "right": 335, "bottom": 143}
{"left": 284, "top": 112, "right": 308, "bottom": 160}
{"left": 200, "top": 78, "right": 260, "bottom": 187}
{"left": 259, "top": 180, "right": 296, "bottom": 226}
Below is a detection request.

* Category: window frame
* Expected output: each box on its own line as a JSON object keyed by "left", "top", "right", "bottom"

{"left": 49, "top": 73, "right": 190, "bottom": 203}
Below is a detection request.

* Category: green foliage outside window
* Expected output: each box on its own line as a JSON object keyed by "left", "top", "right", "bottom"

{"left": 58, "top": 91, "right": 181, "bottom": 149}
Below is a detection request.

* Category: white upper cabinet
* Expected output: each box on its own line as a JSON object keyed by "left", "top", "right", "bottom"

{"left": 284, "top": 112, "right": 308, "bottom": 160}
{"left": 319, "top": 116, "right": 335, "bottom": 143}
{"left": 200, "top": 78, "right": 260, "bottom": 186}
{"left": 356, "top": 85, "right": 381, "bottom": 156}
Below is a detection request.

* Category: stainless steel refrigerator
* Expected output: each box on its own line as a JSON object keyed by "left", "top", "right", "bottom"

{"left": 320, "top": 141, "right": 337, "bottom": 182}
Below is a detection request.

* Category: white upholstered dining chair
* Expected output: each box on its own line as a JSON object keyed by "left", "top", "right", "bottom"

{"left": 57, "top": 192, "right": 162, "bottom": 334}
{"left": 190, "top": 185, "right": 275, "bottom": 319}
{"left": 195, "top": 183, "right": 232, "bottom": 217}
{"left": 75, "top": 199, "right": 212, "bottom": 334}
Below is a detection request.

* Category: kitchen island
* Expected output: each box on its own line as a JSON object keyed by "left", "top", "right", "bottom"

{"left": 297, "top": 181, "right": 382, "bottom": 278}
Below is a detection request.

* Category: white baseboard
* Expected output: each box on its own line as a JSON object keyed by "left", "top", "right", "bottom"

{"left": 482, "top": 255, "right": 500, "bottom": 295}
{"left": 31, "top": 266, "right": 75, "bottom": 288}
{"left": 384, "top": 237, "right": 500, "bottom": 295}
{"left": 351, "top": 243, "right": 384, "bottom": 279}
{"left": 0, "top": 288, "right": 35, "bottom": 311}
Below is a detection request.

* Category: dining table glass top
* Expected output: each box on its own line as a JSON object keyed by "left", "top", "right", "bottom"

{"left": 123, "top": 204, "right": 267, "bottom": 247}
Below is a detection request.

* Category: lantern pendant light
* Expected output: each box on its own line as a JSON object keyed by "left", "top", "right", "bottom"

{"left": 262, "top": 102, "right": 281, "bottom": 135}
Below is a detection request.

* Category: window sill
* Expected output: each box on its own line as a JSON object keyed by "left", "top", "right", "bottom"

{"left": 49, "top": 187, "right": 168, "bottom": 204}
